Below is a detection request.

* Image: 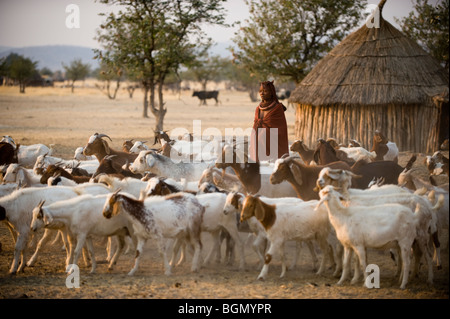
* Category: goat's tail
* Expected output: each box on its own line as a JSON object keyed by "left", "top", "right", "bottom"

{"left": 404, "top": 154, "right": 417, "bottom": 171}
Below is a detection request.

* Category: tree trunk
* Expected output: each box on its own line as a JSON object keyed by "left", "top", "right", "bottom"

{"left": 19, "top": 82, "right": 25, "bottom": 94}
{"left": 142, "top": 85, "right": 149, "bottom": 118}
{"left": 154, "top": 82, "right": 167, "bottom": 131}
{"left": 71, "top": 80, "right": 75, "bottom": 93}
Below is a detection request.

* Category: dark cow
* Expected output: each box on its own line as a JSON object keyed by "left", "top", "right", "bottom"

{"left": 192, "top": 90, "right": 220, "bottom": 106}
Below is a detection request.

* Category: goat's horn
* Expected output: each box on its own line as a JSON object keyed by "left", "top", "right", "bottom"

{"left": 280, "top": 153, "right": 290, "bottom": 159}
{"left": 97, "top": 133, "right": 112, "bottom": 141}
{"left": 37, "top": 200, "right": 46, "bottom": 209}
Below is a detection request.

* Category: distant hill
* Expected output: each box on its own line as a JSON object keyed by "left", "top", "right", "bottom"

{"left": 0, "top": 45, "right": 99, "bottom": 72}
{"left": 0, "top": 42, "right": 233, "bottom": 73}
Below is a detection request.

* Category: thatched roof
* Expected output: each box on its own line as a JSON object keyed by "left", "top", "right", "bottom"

{"left": 289, "top": 4, "right": 449, "bottom": 107}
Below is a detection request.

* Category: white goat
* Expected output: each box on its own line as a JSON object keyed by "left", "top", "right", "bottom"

{"left": 102, "top": 191, "right": 204, "bottom": 276}
{"left": 98, "top": 175, "right": 148, "bottom": 198}
{"left": 198, "top": 167, "right": 244, "bottom": 193}
{"left": 317, "top": 185, "right": 420, "bottom": 289}
{"left": 240, "top": 195, "right": 333, "bottom": 280}
{"left": 29, "top": 194, "right": 131, "bottom": 273}
{"left": 2, "top": 164, "right": 43, "bottom": 187}
{"left": 129, "top": 141, "right": 150, "bottom": 154}
{"left": 73, "top": 147, "right": 96, "bottom": 161}
{"left": 0, "top": 186, "right": 80, "bottom": 274}
{"left": 130, "top": 150, "right": 212, "bottom": 182}
{"left": 195, "top": 192, "right": 246, "bottom": 270}
{"left": 1, "top": 136, "right": 54, "bottom": 168}
{"left": 338, "top": 146, "right": 377, "bottom": 162}
{"left": 222, "top": 192, "right": 329, "bottom": 273}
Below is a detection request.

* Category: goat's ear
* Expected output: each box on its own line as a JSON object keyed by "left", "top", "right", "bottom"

{"left": 43, "top": 210, "right": 53, "bottom": 225}
{"left": 102, "top": 140, "right": 111, "bottom": 155}
{"left": 327, "top": 169, "right": 343, "bottom": 180}
{"left": 254, "top": 199, "right": 265, "bottom": 220}
{"left": 289, "top": 162, "right": 302, "bottom": 185}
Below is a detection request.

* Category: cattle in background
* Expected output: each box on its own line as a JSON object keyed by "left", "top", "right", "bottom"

{"left": 192, "top": 90, "right": 220, "bottom": 106}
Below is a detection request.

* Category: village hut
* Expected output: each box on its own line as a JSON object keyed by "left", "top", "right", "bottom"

{"left": 289, "top": 0, "right": 449, "bottom": 153}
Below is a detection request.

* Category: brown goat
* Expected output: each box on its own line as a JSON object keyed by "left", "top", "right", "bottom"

{"left": 91, "top": 155, "right": 142, "bottom": 179}
{"left": 83, "top": 133, "right": 137, "bottom": 167}
{"left": 313, "top": 139, "right": 355, "bottom": 166}
{"left": 350, "top": 155, "right": 416, "bottom": 189}
{"left": 122, "top": 139, "right": 134, "bottom": 153}
{"left": 40, "top": 164, "right": 91, "bottom": 184}
{"left": 289, "top": 140, "right": 315, "bottom": 164}
{"left": 425, "top": 151, "right": 449, "bottom": 177}
{"left": 153, "top": 131, "right": 171, "bottom": 146}
{"left": 270, "top": 156, "right": 351, "bottom": 200}
{"left": 371, "top": 130, "right": 399, "bottom": 163}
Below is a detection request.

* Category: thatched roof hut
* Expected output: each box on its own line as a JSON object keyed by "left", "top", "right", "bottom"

{"left": 289, "top": 0, "right": 449, "bottom": 153}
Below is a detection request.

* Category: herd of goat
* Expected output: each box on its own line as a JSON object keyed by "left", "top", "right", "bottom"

{"left": 0, "top": 131, "right": 448, "bottom": 290}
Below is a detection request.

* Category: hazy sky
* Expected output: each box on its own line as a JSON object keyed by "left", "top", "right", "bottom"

{"left": 0, "top": 0, "right": 436, "bottom": 49}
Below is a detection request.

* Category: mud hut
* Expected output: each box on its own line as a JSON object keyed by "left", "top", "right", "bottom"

{"left": 289, "top": 0, "right": 449, "bottom": 153}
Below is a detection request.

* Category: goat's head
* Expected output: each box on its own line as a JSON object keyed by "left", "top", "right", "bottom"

{"left": 373, "top": 130, "right": 388, "bottom": 144}
{"left": 145, "top": 177, "right": 180, "bottom": 197}
{"left": 122, "top": 139, "right": 134, "bottom": 152}
{"left": 2, "top": 163, "right": 22, "bottom": 184}
{"left": 30, "top": 200, "right": 47, "bottom": 232}
{"left": 215, "top": 144, "right": 246, "bottom": 169}
{"left": 40, "top": 164, "right": 69, "bottom": 184}
{"left": 129, "top": 150, "right": 154, "bottom": 174}
{"left": 103, "top": 188, "right": 122, "bottom": 219}
{"left": 270, "top": 156, "right": 302, "bottom": 185}
{"left": 289, "top": 140, "right": 302, "bottom": 152}
{"left": 129, "top": 141, "right": 149, "bottom": 154}
{"left": 153, "top": 130, "right": 171, "bottom": 146}
{"left": 316, "top": 185, "right": 336, "bottom": 209}
{"left": 83, "top": 133, "right": 112, "bottom": 157}
{"left": 240, "top": 195, "right": 262, "bottom": 223}
{"left": 224, "top": 192, "right": 244, "bottom": 215}
{"left": 92, "top": 155, "right": 119, "bottom": 178}
{"left": 314, "top": 167, "right": 357, "bottom": 193}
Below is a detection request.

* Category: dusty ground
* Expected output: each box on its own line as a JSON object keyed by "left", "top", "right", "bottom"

{"left": 0, "top": 83, "right": 448, "bottom": 300}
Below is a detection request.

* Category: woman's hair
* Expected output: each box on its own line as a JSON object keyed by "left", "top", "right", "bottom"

{"left": 260, "top": 81, "right": 278, "bottom": 103}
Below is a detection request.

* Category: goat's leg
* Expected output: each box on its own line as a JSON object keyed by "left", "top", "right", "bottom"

{"left": 203, "top": 230, "right": 220, "bottom": 265}
{"left": 68, "top": 234, "right": 87, "bottom": 273}
{"left": 306, "top": 241, "right": 319, "bottom": 272}
{"left": 332, "top": 243, "right": 343, "bottom": 278}
{"left": 399, "top": 246, "right": 412, "bottom": 289}
{"left": 337, "top": 246, "right": 352, "bottom": 285}
{"left": 66, "top": 234, "right": 76, "bottom": 268}
{"left": 108, "top": 235, "right": 125, "bottom": 270}
{"left": 279, "top": 243, "right": 287, "bottom": 278}
{"left": 316, "top": 238, "right": 330, "bottom": 275}
{"left": 431, "top": 231, "right": 442, "bottom": 270}
{"left": 222, "top": 224, "right": 246, "bottom": 270}
{"left": 85, "top": 237, "right": 97, "bottom": 274}
{"left": 9, "top": 230, "right": 29, "bottom": 274}
{"left": 5, "top": 222, "right": 17, "bottom": 243}
{"left": 156, "top": 238, "right": 172, "bottom": 276}
{"left": 128, "top": 237, "right": 146, "bottom": 276}
{"left": 27, "top": 228, "right": 54, "bottom": 267}
{"left": 252, "top": 234, "right": 266, "bottom": 268}
{"left": 257, "top": 240, "right": 280, "bottom": 281}
{"left": 190, "top": 236, "right": 202, "bottom": 273}
{"left": 352, "top": 246, "right": 367, "bottom": 285}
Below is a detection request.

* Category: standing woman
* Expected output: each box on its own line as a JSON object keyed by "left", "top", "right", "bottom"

{"left": 249, "top": 81, "right": 289, "bottom": 162}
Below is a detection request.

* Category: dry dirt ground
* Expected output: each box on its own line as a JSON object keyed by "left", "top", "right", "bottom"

{"left": 0, "top": 84, "right": 448, "bottom": 301}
